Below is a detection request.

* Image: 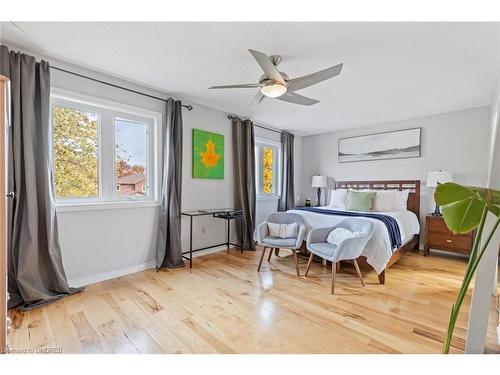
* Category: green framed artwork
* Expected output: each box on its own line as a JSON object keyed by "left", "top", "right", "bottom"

{"left": 192, "top": 128, "right": 224, "bottom": 179}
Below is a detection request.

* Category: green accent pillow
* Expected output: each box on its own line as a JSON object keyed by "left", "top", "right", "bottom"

{"left": 346, "top": 190, "right": 377, "bottom": 212}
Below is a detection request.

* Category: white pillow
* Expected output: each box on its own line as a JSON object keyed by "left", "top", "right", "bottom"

{"left": 394, "top": 190, "right": 410, "bottom": 211}
{"left": 329, "top": 189, "right": 347, "bottom": 209}
{"left": 373, "top": 190, "right": 397, "bottom": 212}
{"left": 326, "top": 227, "right": 362, "bottom": 246}
{"left": 268, "top": 222, "right": 298, "bottom": 238}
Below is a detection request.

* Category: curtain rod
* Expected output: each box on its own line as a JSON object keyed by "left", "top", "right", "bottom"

{"left": 227, "top": 115, "right": 283, "bottom": 135}
{"left": 50, "top": 66, "right": 194, "bottom": 111}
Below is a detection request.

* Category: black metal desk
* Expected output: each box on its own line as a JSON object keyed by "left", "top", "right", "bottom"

{"left": 181, "top": 209, "right": 244, "bottom": 268}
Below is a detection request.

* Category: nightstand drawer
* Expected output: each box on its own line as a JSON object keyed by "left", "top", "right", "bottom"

{"left": 428, "top": 218, "right": 465, "bottom": 236}
{"left": 427, "top": 233, "right": 472, "bottom": 253}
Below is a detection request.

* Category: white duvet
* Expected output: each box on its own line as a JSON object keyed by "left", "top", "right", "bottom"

{"left": 288, "top": 207, "right": 420, "bottom": 274}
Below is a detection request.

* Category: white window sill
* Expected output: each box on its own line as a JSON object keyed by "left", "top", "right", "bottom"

{"left": 257, "top": 195, "right": 280, "bottom": 201}
{"left": 56, "top": 200, "right": 160, "bottom": 213}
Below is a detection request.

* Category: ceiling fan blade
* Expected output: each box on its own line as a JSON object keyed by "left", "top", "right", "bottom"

{"left": 276, "top": 92, "right": 319, "bottom": 106}
{"left": 250, "top": 91, "right": 266, "bottom": 110}
{"left": 288, "top": 63, "right": 343, "bottom": 92}
{"left": 248, "top": 49, "right": 286, "bottom": 85}
{"left": 209, "top": 83, "right": 259, "bottom": 89}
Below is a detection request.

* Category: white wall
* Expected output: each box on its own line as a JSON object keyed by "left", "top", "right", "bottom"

{"left": 300, "top": 106, "right": 492, "bottom": 243}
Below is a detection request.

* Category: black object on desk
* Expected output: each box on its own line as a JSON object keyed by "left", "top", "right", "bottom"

{"left": 181, "top": 208, "right": 244, "bottom": 268}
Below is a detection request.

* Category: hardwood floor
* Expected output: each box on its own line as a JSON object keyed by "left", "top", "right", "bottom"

{"left": 7, "top": 248, "right": 500, "bottom": 354}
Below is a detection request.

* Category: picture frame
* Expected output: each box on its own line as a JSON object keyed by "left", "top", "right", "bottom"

{"left": 338, "top": 127, "right": 421, "bottom": 163}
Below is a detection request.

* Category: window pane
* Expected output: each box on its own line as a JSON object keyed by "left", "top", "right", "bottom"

{"left": 115, "top": 118, "right": 148, "bottom": 197}
{"left": 53, "top": 105, "right": 99, "bottom": 199}
{"left": 262, "top": 147, "right": 273, "bottom": 194}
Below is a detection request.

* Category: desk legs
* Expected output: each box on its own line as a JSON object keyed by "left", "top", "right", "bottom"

{"left": 239, "top": 217, "right": 243, "bottom": 254}
{"left": 227, "top": 219, "right": 230, "bottom": 253}
{"left": 189, "top": 215, "right": 193, "bottom": 269}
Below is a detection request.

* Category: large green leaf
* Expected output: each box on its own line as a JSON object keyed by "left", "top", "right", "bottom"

{"left": 435, "top": 183, "right": 486, "bottom": 234}
{"left": 489, "top": 204, "right": 500, "bottom": 217}
{"left": 469, "top": 186, "right": 500, "bottom": 208}
{"left": 434, "top": 182, "right": 477, "bottom": 206}
{"left": 440, "top": 198, "right": 485, "bottom": 234}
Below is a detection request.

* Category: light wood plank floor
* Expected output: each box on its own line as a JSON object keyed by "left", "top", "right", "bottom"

{"left": 7, "top": 248, "right": 500, "bottom": 354}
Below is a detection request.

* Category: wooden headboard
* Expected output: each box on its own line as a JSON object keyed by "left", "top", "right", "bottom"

{"left": 334, "top": 180, "right": 421, "bottom": 219}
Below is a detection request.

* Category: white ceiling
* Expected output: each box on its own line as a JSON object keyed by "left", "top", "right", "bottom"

{"left": 2, "top": 22, "right": 500, "bottom": 135}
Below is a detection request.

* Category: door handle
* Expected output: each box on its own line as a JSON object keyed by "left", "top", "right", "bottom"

{"left": 6, "top": 191, "right": 15, "bottom": 199}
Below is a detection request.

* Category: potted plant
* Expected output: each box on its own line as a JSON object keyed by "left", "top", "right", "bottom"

{"left": 434, "top": 182, "right": 500, "bottom": 353}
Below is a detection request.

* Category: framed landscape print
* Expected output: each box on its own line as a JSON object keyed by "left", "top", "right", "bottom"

{"left": 192, "top": 128, "right": 224, "bottom": 179}
{"left": 338, "top": 127, "right": 421, "bottom": 163}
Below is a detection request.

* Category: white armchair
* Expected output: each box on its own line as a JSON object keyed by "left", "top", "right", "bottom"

{"left": 305, "top": 218, "right": 374, "bottom": 294}
{"left": 255, "top": 212, "right": 306, "bottom": 276}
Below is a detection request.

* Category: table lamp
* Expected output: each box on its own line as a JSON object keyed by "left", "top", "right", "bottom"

{"left": 312, "top": 175, "right": 328, "bottom": 207}
{"left": 427, "top": 170, "right": 453, "bottom": 216}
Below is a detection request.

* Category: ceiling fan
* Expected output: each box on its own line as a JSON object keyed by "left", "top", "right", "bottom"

{"left": 209, "top": 49, "right": 343, "bottom": 106}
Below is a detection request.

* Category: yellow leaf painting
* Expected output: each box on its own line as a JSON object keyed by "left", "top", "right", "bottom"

{"left": 192, "top": 129, "right": 224, "bottom": 179}
{"left": 199, "top": 139, "right": 220, "bottom": 168}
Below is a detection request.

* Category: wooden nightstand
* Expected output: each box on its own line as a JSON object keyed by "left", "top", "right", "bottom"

{"left": 424, "top": 215, "right": 475, "bottom": 256}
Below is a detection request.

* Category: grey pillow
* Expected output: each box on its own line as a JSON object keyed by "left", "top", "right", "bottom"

{"left": 346, "top": 190, "right": 377, "bottom": 212}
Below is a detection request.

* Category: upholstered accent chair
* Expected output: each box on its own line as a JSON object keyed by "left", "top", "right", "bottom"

{"left": 255, "top": 212, "right": 306, "bottom": 276}
{"left": 305, "top": 218, "right": 374, "bottom": 294}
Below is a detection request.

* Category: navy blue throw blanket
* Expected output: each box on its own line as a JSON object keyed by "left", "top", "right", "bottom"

{"left": 294, "top": 207, "right": 402, "bottom": 249}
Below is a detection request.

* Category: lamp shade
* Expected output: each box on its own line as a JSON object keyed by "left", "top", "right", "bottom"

{"left": 427, "top": 170, "right": 453, "bottom": 188}
{"left": 312, "top": 175, "right": 328, "bottom": 188}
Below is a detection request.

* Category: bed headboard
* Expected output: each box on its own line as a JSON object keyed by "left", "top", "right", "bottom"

{"left": 334, "top": 180, "right": 421, "bottom": 219}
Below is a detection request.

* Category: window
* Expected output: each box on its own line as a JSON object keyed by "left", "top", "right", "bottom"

{"left": 115, "top": 118, "right": 149, "bottom": 198}
{"left": 51, "top": 90, "right": 160, "bottom": 208}
{"left": 52, "top": 105, "right": 100, "bottom": 199}
{"left": 255, "top": 138, "right": 281, "bottom": 197}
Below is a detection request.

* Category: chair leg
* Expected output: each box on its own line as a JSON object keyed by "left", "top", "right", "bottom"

{"left": 331, "top": 261, "right": 337, "bottom": 295}
{"left": 257, "top": 247, "right": 267, "bottom": 272}
{"left": 268, "top": 247, "right": 274, "bottom": 261}
{"left": 305, "top": 253, "right": 314, "bottom": 277}
{"left": 293, "top": 249, "right": 300, "bottom": 277}
{"left": 353, "top": 259, "right": 365, "bottom": 287}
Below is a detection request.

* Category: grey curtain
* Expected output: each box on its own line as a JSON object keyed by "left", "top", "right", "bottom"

{"left": 1, "top": 45, "right": 80, "bottom": 311}
{"left": 278, "top": 131, "right": 295, "bottom": 211}
{"left": 232, "top": 117, "right": 256, "bottom": 250}
{"left": 156, "top": 98, "right": 184, "bottom": 269}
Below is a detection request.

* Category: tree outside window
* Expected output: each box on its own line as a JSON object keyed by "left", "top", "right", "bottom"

{"left": 262, "top": 147, "right": 273, "bottom": 194}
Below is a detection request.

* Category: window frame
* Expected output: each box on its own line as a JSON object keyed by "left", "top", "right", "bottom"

{"left": 51, "top": 88, "right": 162, "bottom": 212}
{"left": 255, "top": 137, "right": 282, "bottom": 200}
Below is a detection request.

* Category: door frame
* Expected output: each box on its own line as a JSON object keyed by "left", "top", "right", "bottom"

{"left": 0, "top": 75, "right": 9, "bottom": 353}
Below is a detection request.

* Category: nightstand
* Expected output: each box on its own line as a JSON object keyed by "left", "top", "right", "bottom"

{"left": 424, "top": 215, "right": 475, "bottom": 256}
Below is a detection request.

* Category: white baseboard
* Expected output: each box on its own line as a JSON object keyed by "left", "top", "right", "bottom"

{"left": 68, "top": 245, "right": 228, "bottom": 288}
{"left": 68, "top": 260, "right": 157, "bottom": 288}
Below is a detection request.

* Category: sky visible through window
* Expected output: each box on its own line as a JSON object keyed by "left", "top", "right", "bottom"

{"left": 115, "top": 119, "right": 146, "bottom": 166}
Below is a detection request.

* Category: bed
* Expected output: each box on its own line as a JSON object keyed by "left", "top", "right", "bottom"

{"left": 289, "top": 180, "right": 421, "bottom": 284}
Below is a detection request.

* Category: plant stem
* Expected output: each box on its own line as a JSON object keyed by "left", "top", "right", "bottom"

{"left": 468, "top": 208, "right": 487, "bottom": 265}
{"left": 442, "top": 213, "right": 500, "bottom": 353}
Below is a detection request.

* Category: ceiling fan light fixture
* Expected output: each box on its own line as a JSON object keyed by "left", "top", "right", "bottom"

{"left": 260, "top": 82, "right": 287, "bottom": 98}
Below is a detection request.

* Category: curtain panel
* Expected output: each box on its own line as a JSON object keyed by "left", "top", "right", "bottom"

{"left": 232, "top": 117, "right": 256, "bottom": 249}
{"left": 278, "top": 131, "right": 295, "bottom": 211}
{"left": 1, "top": 45, "right": 80, "bottom": 311}
{"left": 156, "top": 98, "right": 185, "bottom": 269}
